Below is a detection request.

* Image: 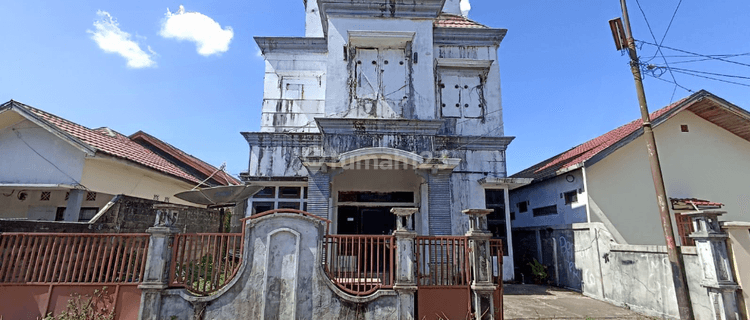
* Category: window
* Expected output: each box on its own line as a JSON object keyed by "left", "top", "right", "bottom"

{"left": 86, "top": 192, "right": 96, "bottom": 201}
{"left": 248, "top": 186, "right": 308, "bottom": 215}
{"left": 485, "top": 189, "right": 508, "bottom": 256}
{"left": 517, "top": 201, "right": 528, "bottom": 213}
{"left": 254, "top": 187, "right": 276, "bottom": 198}
{"left": 279, "top": 187, "right": 302, "bottom": 199}
{"left": 438, "top": 70, "right": 484, "bottom": 119}
{"left": 355, "top": 48, "right": 408, "bottom": 102}
{"left": 563, "top": 190, "right": 578, "bottom": 205}
{"left": 532, "top": 205, "right": 558, "bottom": 217}
{"left": 40, "top": 192, "right": 51, "bottom": 201}
{"left": 78, "top": 207, "right": 99, "bottom": 222}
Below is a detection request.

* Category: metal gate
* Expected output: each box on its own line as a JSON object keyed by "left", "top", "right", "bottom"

{"left": 415, "top": 236, "right": 471, "bottom": 320}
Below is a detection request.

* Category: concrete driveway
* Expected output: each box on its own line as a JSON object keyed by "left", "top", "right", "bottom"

{"left": 503, "top": 284, "right": 652, "bottom": 319}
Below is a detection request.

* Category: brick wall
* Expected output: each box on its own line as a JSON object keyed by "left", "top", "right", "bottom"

{"left": 0, "top": 195, "right": 221, "bottom": 233}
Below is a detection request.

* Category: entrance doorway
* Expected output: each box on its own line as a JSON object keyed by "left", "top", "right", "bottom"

{"left": 336, "top": 191, "right": 415, "bottom": 235}
{"left": 337, "top": 206, "right": 395, "bottom": 235}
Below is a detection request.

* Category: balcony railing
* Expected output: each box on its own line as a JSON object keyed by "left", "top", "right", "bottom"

{"left": 322, "top": 235, "right": 395, "bottom": 296}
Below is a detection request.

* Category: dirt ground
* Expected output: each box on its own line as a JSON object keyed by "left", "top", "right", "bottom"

{"left": 502, "top": 284, "right": 654, "bottom": 319}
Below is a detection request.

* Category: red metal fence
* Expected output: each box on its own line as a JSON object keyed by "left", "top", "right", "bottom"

{"left": 415, "top": 236, "right": 472, "bottom": 320}
{"left": 415, "top": 236, "right": 471, "bottom": 287}
{"left": 322, "top": 235, "right": 395, "bottom": 296}
{"left": 0, "top": 233, "right": 149, "bottom": 284}
{"left": 169, "top": 233, "right": 243, "bottom": 295}
{"left": 490, "top": 239, "right": 504, "bottom": 320}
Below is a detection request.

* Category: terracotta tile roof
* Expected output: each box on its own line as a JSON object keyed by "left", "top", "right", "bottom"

{"left": 512, "top": 98, "right": 687, "bottom": 181}
{"left": 130, "top": 131, "right": 241, "bottom": 186}
{"left": 434, "top": 13, "right": 487, "bottom": 29}
{"left": 670, "top": 198, "right": 724, "bottom": 209}
{"left": 9, "top": 101, "right": 202, "bottom": 184}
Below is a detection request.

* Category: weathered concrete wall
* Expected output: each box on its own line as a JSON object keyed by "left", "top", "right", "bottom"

{"left": 524, "top": 223, "right": 716, "bottom": 319}
{"left": 159, "top": 212, "right": 402, "bottom": 320}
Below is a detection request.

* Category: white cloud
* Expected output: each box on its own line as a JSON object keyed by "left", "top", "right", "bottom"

{"left": 160, "top": 5, "right": 234, "bottom": 56}
{"left": 88, "top": 11, "right": 156, "bottom": 68}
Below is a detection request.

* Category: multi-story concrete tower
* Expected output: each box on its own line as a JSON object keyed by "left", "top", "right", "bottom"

{"left": 242, "top": 0, "right": 521, "bottom": 279}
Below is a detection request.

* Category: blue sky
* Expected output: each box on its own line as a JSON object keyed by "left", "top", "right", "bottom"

{"left": 1, "top": 0, "right": 748, "bottom": 179}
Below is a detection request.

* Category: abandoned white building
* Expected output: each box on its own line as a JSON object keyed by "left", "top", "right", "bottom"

{"left": 240, "top": 0, "right": 526, "bottom": 279}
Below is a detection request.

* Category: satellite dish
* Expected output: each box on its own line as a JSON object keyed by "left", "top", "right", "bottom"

{"left": 174, "top": 185, "right": 263, "bottom": 206}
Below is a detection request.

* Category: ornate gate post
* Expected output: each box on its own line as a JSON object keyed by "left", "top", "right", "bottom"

{"left": 392, "top": 207, "right": 419, "bottom": 320}
{"left": 138, "top": 204, "right": 180, "bottom": 320}
{"left": 684, "top": 209, "right": 741, "bottom": 320}
{"left": 463, "top": 209, "right": 496, "bottom": 320}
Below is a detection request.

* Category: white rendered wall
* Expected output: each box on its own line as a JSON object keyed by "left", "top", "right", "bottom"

{"left": 324, "top": 17, "right": 436, "bottom": 119}
{"left": 260, "top": 52, "right": 327, "bottom": 132}
{"left": 0, "top": 118, "right": 85, "bottom": 185}
{"left": 510, "top": 168, "right": 587, "bottom": 228}
{"left": 587, "top": 111, "right": 750, "bottom": 245}
{"left": 434, "top": 45, "right": 504, "bottom": 136}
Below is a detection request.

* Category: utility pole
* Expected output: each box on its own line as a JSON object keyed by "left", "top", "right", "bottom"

{"left": 611, "top": 1, "right": 694, "bottom": 319}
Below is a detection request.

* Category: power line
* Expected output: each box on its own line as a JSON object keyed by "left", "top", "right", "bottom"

{"left": 645, "top": 0, "right": 683, "bottom": 63}
{"left": 633, "top": 0, "right": 682, "bottom": 102}
{"left": 639, "top": 41, "right": 750, "bottom": 68}
{"left": 670, "top": 69, "right": 750, "bottom": 88}
{"left": 665, "top": 66, "right": 750, "bottom": 80}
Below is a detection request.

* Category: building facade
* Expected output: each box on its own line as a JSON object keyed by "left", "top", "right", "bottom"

{"left": 242, "top": 0, "right": 525, "bottom": 278}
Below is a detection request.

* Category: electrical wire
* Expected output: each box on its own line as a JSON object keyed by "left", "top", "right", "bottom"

{"left": 634, "top": 0, "right": 681, "bottom": 102}
{"left": 13, "top": 128, "right": 88, "bottom": 190}
{"left": 638, "top": 41, "right": 750, "bottom": 68}
{"left": 669, "top": 69, "right": 750, "bottom": 88}
{"left": 645, "top": 0, "right": 683, "bottom": 63}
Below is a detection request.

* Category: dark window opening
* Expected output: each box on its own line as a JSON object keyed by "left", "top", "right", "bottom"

{"left": 681, "top": 124, "right": 689, "bottom": 132}
{"left": 485, "top": 189, "right": 508, "bottom": 255}
{"left": 78, "top": 207, "right": 99, "bottom": 222}
{"left": 517, "top": 201, "right": 528, "bottom": 213}
{"left": 251, "top": 202, "right": 274, "bottom": 214}
{"left": 533, "top": 205, "right": 558, "bottom": 217}
{"left": 279, "top": 187, "right": 302, "bottom": 199}
{"left": 338, "top": 191, "right": 414, "bottom": 203}
{"left": 564, "top": 190, "right": 578, "bottom": 205}
{"left": 253, "top": 187, "right": 276, "bottom": 198}
{"left": 510, "top": 211, "right": 516, "bottom": 221}
{"left": 337, "top": 206, "right": 396, "bottom": 235}
{"left": 55, "top": 207, "right": 66, "bottom": 221}
{"left": 278, "top": 202, "right": 301, "bottom": 210}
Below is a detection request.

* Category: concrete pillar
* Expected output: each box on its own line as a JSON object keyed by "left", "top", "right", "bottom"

{"left": 684, "top": 210, "right": 741, "bottom": 320}
{"left": 427, "top": 170, "right": 452, "bottom": 235}
{"left": 721, "top": 222, "right": 750, "bottom": 319}
{"left": 463, "top": 209, "right": 496, "bottom": 320}
{"left": 63, "top": 189, "right": 85, "bottom": 221}
{"left": 138, "top": 204, "right": 180, "bottom": 320}
{"left": 392, "top": 208, "right": 419, "bottom": 320}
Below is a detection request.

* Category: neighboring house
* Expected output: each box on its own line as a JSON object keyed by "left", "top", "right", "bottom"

{"left": 509, "top": 90, "right": 750, "bottom": 249}
{"left": 0, "top": 100, "right": 236, "bottom": 225}
{"left": 242, "top": 0, "right": 526, "bottom": 279}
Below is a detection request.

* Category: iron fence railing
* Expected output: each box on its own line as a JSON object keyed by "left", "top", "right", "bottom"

{"left": 0, "top": 233, "right": 149, "bottom": 284}
{"left": 169, "top": 233, "right": 243, "bottom": 295}
{"left": 415, "top": 236, "right": 471, "bottom": 287}
{"left": 322, "top": 234, "right": 395, "bottom": 296}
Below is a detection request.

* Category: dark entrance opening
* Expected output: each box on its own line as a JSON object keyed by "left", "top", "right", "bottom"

{"left": 337, "top": 206, "right": 396, "bottom": 235}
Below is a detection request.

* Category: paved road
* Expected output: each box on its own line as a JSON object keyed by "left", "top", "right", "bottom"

{"left": 503, "top": 284, "right": 653, "bottom": 319}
